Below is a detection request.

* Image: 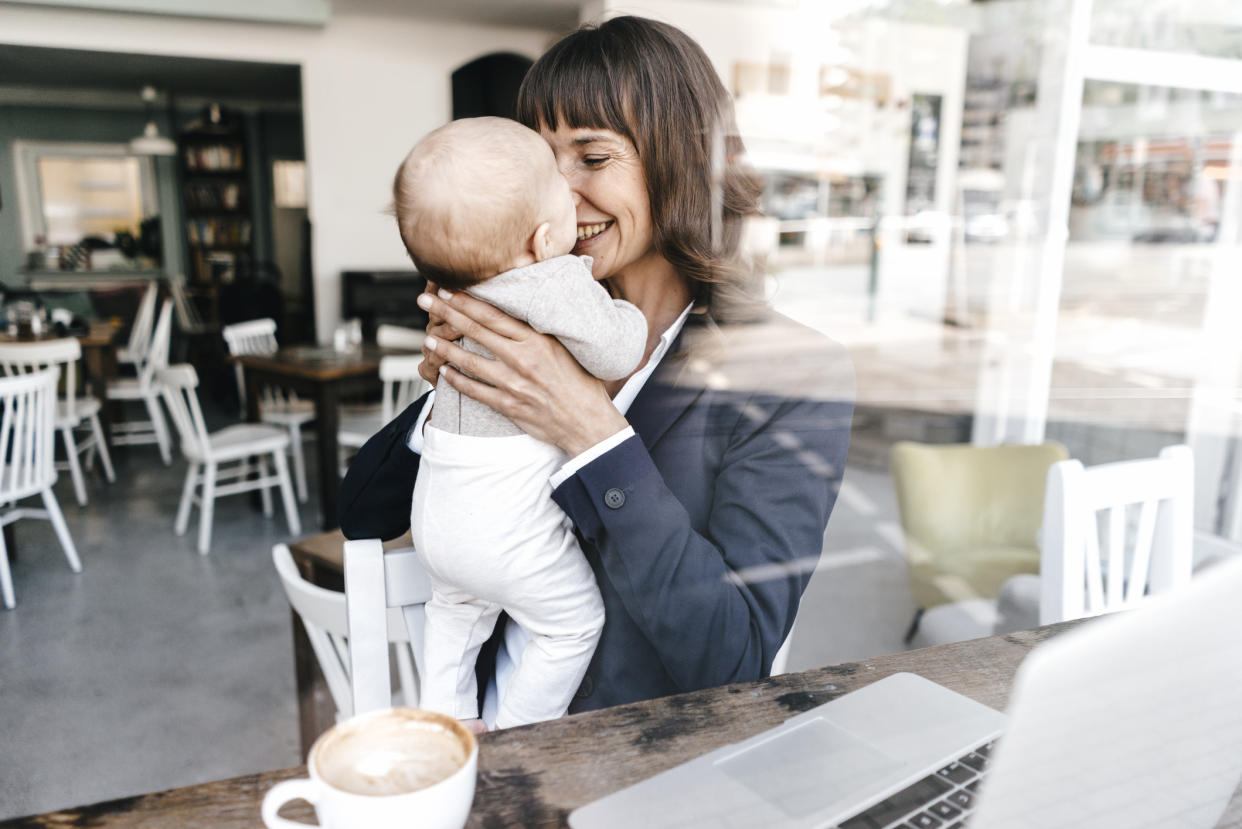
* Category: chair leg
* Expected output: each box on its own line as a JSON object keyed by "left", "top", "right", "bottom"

{"left": 145, "top": 394, "right": 172, "bottom": 466}
{"left": 41, "top": 488, "right": 82, "bottom": 573}
{"left": 0, "top": 525, "right": 14, "bottom": 610}
{"left": 175, "top": 463, "right": 199, "bottom": 536}
{"left": 61, "top": 426, "right": 88, "bottom": 507}
{"left": 197, "top": 462, "right": 216, "bottom": 555}
{"left": 903, "top": 608, "right": 925, "bottom": 646}
{"left": 272, "top": 450, "right": 302, "bottom": 537}
{"left": 89, "top": 413, "right": 116, "bottom": 483}
{"left": 258, "top": 456, "right": 274, "bottom": 518}
{"left": 289, "top": 423, "right": 308, "bottom": 504}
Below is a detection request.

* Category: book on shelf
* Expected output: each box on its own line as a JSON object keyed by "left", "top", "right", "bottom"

{"left": 184, "top": 143, "right": 245, "bottom": 172}
{"left": 186, "top": 218, "right": 252, "bottom": 247}
{"left": 185, "top": 181, "right": 244, "bottom": 211}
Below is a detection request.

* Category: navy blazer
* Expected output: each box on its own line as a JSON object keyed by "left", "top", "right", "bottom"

{"left": 339, "top": 308, "right": 854, "bottom": 712}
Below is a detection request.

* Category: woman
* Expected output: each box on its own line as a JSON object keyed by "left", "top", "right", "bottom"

{"left": 340, "top": 15, "right": 854, "bottom": 714}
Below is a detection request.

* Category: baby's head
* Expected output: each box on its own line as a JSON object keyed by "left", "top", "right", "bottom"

{"left": 393, "top": 117, "right": 577, "bottom": 290}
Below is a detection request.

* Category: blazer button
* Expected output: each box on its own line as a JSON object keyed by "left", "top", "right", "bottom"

{"left": 576, "top": 675, "right": 595, "bottom": 698}
{"left": 603, "top": 488, "right": 626, "bottom": 509}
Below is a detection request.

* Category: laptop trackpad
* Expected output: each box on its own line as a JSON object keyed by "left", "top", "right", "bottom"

{"left": 715, "top": 717, "right": 903, "bottom": 818}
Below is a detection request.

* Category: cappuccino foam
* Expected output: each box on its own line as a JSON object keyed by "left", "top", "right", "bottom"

{"left": 316, "top": 710, "right": 469, "bottom": 796}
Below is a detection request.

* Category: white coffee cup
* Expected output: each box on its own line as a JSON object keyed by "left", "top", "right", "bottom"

{"left": 262, "top": 707, "right": 478, "bottom": 829}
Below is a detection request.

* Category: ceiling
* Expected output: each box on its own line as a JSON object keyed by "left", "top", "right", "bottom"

{"left": 0, "top": 43, "right": 301, "bottom": 103}
{"left": 340, "top": 0, "right": 582, "bottom": 30}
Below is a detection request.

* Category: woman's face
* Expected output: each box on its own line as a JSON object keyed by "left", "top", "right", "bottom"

{"left": 540, "top": 124, "right": 661, "bottom": 282}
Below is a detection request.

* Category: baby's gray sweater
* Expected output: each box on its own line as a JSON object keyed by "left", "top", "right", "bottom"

{"left": 430, "top": 254, "right": 647, "bottom": 437}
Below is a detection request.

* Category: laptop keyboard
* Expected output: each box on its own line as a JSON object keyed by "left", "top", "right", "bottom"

{"left": 837, "top": 741, "right": 992, "bottom": 829}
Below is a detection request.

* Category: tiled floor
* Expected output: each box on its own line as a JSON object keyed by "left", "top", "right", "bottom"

{"left": 0, "top": 431, "right": 307, "bottom": 819}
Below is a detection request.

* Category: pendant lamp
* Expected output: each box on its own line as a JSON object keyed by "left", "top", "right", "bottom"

{"left": 129, "top": 86, "right": 177, "bottom": 156}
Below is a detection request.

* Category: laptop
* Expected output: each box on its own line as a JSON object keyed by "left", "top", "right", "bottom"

{"left": 570, "top": 556, "right": 1242, "bottom": 829}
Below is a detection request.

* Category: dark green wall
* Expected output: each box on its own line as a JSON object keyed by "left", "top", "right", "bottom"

{"left": 0, "top": 104, "right": 183, "bottom": 285}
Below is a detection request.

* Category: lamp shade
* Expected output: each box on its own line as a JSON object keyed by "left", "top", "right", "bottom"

{"left": 130, "top": 120, "right": 177, "bottom": 156}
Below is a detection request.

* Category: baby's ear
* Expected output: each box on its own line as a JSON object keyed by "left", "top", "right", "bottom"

{"left": 530, "top": 222, "right": 554, "bottom": 262}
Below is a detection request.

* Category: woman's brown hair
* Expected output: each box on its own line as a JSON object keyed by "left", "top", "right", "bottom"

{"left": 516, "top": 15, "right": 764, "bottom": 319}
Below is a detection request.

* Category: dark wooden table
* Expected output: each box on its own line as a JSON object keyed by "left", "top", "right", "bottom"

{"left": 12, "top": 622, "right": 1240, "bottom": 828}
{"left": 237, "top": 345, "right": 392, "bottom": 530}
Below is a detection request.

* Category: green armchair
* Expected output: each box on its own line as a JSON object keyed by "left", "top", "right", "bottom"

{"left": 890, "top": 440, "right": 1069, "bottom": 638}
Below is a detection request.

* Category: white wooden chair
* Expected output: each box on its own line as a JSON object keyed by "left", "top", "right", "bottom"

{"left": 106, "top": 298, "right": 174, "bottom": 465}
{"left": 343, "top": 538, "right": 433, "bottom": 716}
{"left": 115, "top": 280, "right": 158, "bottom": 369}
{"left": 221, "top": 318, "right": 313, "bottom": 503}
{"left": 272, "top": 542, "right": 423, "bottom": 720}
{"left": 0, "top": 369, "right": 81, "bottom": 609}
{"left": 157, "top": 363, "right": 301, "bottom": 555}
{"left": 0, "top": 338, "right": 115, "bottom": 507}
{"left": 1039, "top": 444, "right": 1194, "bottom": 625}
{"left": 376, "top": 324, "right": 426, "bottom": 351}
{"left": 338, "top": 355, "right": 428, "bottom": 469}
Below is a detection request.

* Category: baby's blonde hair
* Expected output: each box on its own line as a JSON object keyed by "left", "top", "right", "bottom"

{"left": 393, "top": 117, "right": 556, "bottom": 290}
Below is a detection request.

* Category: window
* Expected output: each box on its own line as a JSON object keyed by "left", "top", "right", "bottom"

{"left": 13, "top": 141, "right": 158, "bottom": 262}
{"left": 272, "top": 159, "right": 307, "bottom": 208}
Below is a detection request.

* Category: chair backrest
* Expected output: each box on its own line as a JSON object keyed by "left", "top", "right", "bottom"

{"left": 378, "top": 355, "right": 428, "bottom": 422}
{"left": 167, "top": 274, "right": 214, "bottom": 335}
{"left": 155, "top": 364, "right": 212, "bottom": 459}
{"left": 137, "top": 299, "right": 175, "bottom": 389}
{"left": 222, "top": 318, "right": 280, "bottom": 413}
{"left": 125, "top": 281, "right": 159, "bottom": 359}
{"left": 344, "top": 538, "right": 434, "bottom": 717}
{"left": 1039, "top": 444, "right": 1194, "bottom": 625}
{"left": 0, "top": 369, "right": 59, "bottom": 502}
{"left": 0, "top": 338, "right": 82, "bottom": 421}
{"left": 891, "top": 441, "right": 1069, "bottom": 609}
{"left": 272, "top": 543, "right": 420, "bottom": 720}
{"left": 376, "top": 324, "right": 425, "bottom": 351}
{"left": 222, "top": 318, "right": 279, "bottom": 357}
{"left": 891, "top": 441, "right": 1070, "bottom": 555}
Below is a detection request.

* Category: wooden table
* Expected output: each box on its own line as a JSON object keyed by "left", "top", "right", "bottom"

{"left": 11, "top": 622, "right": 1241, "bottom": 827}
{"left": 236, "top": 346, "right": 391, "bottom": 530}
{"left": 0, "top": 321, "right": 121, "bottom": 441}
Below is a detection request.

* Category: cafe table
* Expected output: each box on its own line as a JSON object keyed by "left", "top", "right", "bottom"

{"left": 235, "top": 345, "right": 406, "bottom": 530}
{"left": 0, "top": 320, "right": 122, "bottom": 440}
{"left": 9, "top": 622, "right": 1242, "bottom": 828}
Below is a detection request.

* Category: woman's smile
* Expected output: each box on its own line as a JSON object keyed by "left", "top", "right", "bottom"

{"left": 575, "top": 220, "right": 614, "bottom": 247}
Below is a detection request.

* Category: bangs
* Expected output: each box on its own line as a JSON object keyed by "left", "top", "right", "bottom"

{"left": 517, "top": 26, "right": 638, "bottom": 141}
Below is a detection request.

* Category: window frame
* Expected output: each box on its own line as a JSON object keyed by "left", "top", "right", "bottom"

{"left": 12, "top": 139, "right": 159, "bottom": 253}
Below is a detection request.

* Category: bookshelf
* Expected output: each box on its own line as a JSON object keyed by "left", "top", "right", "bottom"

{"left": 178, "top": 104, "right": 253, "bottom": 328}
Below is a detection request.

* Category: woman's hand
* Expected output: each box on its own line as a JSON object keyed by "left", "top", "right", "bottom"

{"left": 416, "top": 288, "right": 630, "bottom": 457}
{"left": 417, "top": 281, "right": 461, "bottom": 386}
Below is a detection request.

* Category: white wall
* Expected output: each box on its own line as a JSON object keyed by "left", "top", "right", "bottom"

{"left": 1, "top": 2, "right": 554, "bottom": 340}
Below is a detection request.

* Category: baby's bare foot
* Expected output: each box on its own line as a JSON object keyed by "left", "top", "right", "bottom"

{"left": 460, "top": 718, "right": 489, "bottom": 735}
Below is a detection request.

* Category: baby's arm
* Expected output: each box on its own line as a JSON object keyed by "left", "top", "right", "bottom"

{"left": 471, "top": 258, "right": 648, "bottom": 381}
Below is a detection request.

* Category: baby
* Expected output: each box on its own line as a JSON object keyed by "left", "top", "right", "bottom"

{"left": 392, "top": 117, "right": 647, "bottom": 730}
